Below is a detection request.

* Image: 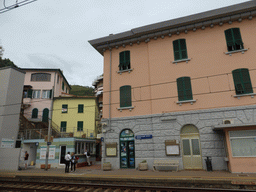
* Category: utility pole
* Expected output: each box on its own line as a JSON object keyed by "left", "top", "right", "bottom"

{"left": 45, "top": 76, "right": 55, "bottom": 170}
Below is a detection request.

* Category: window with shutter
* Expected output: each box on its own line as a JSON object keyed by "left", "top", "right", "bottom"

{"left": 78, "top": 104, "right": 84, "bottom": 113}
{"left": 77, "top": 121, "right": 83, "bottom": 131}
{"left": 173, "top": 39, "right": 188, "bottom": 61}
{"left": 62, "top": 104, "right": 68, "bottom": 113}
{"left": 32, "top": 108, "right": 38, "bottom": 118}
{"left": 225, "top": 28, "right": 244, "bottom": 52}
{"left": 120, "top": 85, "right": 132, "bottom": 108}
{"left": 177, "top": 77, "right": 193, "bottom": 101}
{"left": 60, "top": 121, "right": 67, "bottom": 132}
{"left": 62, "top": 82, "right": 64, "bottom": 91}
{"left": 119, "top": 51, "right": 131, "bottom": 71}
{"left": 232, "top": 68, "right": 253, "bottom": 95}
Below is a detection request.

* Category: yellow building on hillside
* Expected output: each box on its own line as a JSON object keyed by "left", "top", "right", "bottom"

{"left": 52, "top": 96, "right": 98, "bottom": 138}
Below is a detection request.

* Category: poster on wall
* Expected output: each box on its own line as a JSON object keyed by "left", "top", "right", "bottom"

{"left": 40, "top": 146, "right": 47, "bottom": 159}
{"left": 40, "top": 145, "right": 56, "bottom": 159}
{"left": 105, "top": 143, "right": 117, "bottom": 157}
{"left": 1, "top": 138, "right": 14, "bottom": 148}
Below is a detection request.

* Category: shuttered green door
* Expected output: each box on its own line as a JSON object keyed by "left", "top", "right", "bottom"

{"left": 32, "top": 108, "right": 38, "bottom": 118}
{"left": 232, "top": 68, "right": 253, "bottom": 95}
{"left": 177, "top": 77, "right": 192, "bottom": 101}
{"left": 42, "top": 108, "right": 49, "bottom": 122}
{"left": 120, "top": 85, "right": 131, "bottom": 107}
{"left": 173, "top": 39, "right": 188, "bottom": 61}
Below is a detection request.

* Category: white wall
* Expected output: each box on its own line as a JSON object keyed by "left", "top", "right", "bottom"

{"left": 0, "top": 148, "right": 21, "bottom": 171}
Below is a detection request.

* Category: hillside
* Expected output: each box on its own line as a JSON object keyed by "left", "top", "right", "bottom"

{"left": 70, "top": 85, "right": 94, "bottom": 96}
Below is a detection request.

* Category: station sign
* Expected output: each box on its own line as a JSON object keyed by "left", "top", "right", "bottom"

{"left": 135, "top": 134, "right": 153, "bottom": 140}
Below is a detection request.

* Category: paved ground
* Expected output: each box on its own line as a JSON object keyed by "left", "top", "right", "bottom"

{"left": 1, "top": 163, "right": 256, "bottom": 182}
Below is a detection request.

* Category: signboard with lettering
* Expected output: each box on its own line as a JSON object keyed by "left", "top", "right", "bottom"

{"left": 1, "top": 138, "right": 14, "bottom": 148}
{"left": 40, "top": 145, "right": 55, "bottom": 159}
{"left": 135, "top": 135, "right": 153, "bottom": 140}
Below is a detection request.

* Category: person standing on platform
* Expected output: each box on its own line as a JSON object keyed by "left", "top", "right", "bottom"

{"left": 71, "top": 152, "right": 77, "bottom": 172}
{"left": 24, "top": 151, "right": 29, "bottom": 169}
{"left": 84, "top": 149, "right": 91, "bottom": 166}
{"left": 64, "top": 152, "right": 71, "bottom": 173}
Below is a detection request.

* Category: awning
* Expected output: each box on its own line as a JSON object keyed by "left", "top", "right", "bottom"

{"left": 213, "top": 123, "right": 256, "bottom": 131}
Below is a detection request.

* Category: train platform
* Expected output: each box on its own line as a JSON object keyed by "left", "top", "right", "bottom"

{"left": 1, "top": 163, "right": 256, "bottom": 183}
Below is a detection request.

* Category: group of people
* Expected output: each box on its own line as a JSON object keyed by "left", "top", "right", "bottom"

{"left": 64, "top": 149, "right": 91, "bottom": 173}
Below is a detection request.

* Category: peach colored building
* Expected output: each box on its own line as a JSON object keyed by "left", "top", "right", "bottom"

{"left": 22, "top": 68, "right": 71, "bottom": 123}
{"left": 90, "top": 1, "right": 256, "bottom": 172}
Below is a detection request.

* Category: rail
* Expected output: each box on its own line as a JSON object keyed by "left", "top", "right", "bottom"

{"left": 1, "top": 180, "right": 255, "bottom": 192}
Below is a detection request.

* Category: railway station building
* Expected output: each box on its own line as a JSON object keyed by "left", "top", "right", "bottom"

{"left": 89, "top": 1, "right": 256, "bottom": 173}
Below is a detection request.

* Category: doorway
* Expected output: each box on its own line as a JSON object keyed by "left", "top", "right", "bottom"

{"left": 120, "top": 129, "right": 135, "bottom": 169}
{"left": 181, "top": 125, "right": 202, "bottom": 169}
{"left": 42, "top": 108, "right": 49, "bottom": 123}
{"left": 60, "top": 146, "right": 66, "bottom": 164}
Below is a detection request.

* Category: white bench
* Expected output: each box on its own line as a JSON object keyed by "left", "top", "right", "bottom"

{"left": 153, "top": 160, "right": 179, "bottom": 172}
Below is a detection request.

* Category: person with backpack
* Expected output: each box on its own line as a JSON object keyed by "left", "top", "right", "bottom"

{"left": 84, "top": 149, "right": 91, "bottom": 166}
{"left": 70, "top": 152, "right": 78, "bottom": 172}
{"left": 64, "top": 152, "right": 71, "bottom": 173}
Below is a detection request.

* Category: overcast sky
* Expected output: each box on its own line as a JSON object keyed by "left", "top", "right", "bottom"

{"left": 0, "top": 0, "right": 250, "bottom": 86}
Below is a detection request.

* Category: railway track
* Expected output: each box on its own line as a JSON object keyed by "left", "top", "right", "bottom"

{"left": 0, "top": 180, "right": 256, "bottom": 192}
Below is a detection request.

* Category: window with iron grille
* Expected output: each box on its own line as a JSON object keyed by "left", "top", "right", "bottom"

{"left": 225, "top": 28, "right": 244, "bottom": 52}
{"left": 177, "top": 77, "right": 193, "bottom": 101}
{"left": 232, "top": 68, "right": 253, "bottom": 95}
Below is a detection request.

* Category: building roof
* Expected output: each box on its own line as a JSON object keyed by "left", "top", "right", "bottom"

{"left": 21, "top": 68, "right": 71, "bottom": 89}
{"left": 89, "top": 1, "right": 256, "bottom": 55}
{"left": 0, "top": 66, "right": 26, "bottom": 74}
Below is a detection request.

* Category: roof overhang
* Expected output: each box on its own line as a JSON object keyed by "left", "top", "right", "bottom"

{"left": 89, "top": 1, "right": 256, "bottom": 55}
{"left": 213, "top": 123, "right": 256, "bottom": 131}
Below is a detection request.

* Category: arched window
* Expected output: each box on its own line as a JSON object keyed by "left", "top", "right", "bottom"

{"left": 32, "top": 108, "right": 38, "bottom": 118}
{"left": 31, "top": 73, "right": 51, "bottom": 81}
{"left": 42, "top": 108, "right": 49, "bottom": 122}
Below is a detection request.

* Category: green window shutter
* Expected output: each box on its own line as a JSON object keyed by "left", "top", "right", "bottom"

{"left": 28, "top": 89, "right": 33, "bottom": 98}
{"left": 62, "top": 82, "right": 64, "bottom": 91}
{"left": 77, "top": 121, "right": 83, "bottom": 131}
{"left": 60, "top": 121, "right": 67, "bottom": 132}
{"left": 62, "top": 104, "right": 68, "bottom": 113}
{"left": 119, "top": 51, "right": 130, "bottom": 70}
{"left": 78, "top": 104, "right": 84, "bottom": 113}
{"left": 173, "top": 39, "right": 187, "bottom": 61}
{"left": 233, "top": 28, "right": 243, "bottom": 46}
{"left": 120, "top": 85, "right": 132, "bottom": 108}
{"left": 32, "top": 108, "right": 38, "bottom": 118}
{"left": 119, "top": 52, "right": 125, "bottom": 70}
{"left": 225, "top": 28, "right": 243, "bottom": 51}
{"left": 184, "top": 77, "right": 192, "bottom": 100}
{"left": 49, "top": 90, "right": 52, "bottom": 99}
{"left": 177, "top": 77, "right": 192, "bottom": 101}
{"left": 232, "top": 68, "right": 252, "bottom": 95}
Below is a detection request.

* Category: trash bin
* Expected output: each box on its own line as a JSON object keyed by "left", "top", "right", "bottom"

{"left": 205, "top": 156, "right": 212, "bottom": 171}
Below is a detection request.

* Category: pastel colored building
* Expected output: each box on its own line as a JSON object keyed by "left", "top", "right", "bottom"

{"left": 89, "top": 1, "right": 256, "bottom": 172}
{"left": 22, "top": 68, "right": 71, "bottom": 123}
{"left": 52, "top": 96, "right": 98, "bottom": 138}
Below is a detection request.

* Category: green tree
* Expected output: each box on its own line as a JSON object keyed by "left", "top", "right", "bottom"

{"left": 0, "top": 57, "right": 18, "bottom": 68}
{"left": 70, "top": 85, "right": 94, "bottom": 96}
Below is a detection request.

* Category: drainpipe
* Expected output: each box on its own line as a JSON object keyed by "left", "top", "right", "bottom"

{"left": 45, "top": 72, "right": 56, "bottom": 170}
{"left": 104, "top": 46, "right": 112, "bottom": 164}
